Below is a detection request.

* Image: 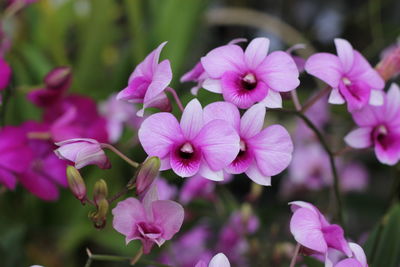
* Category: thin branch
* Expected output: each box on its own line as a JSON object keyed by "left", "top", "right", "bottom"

{"left": 300, "top": 86, "right": 330, "bottom": 113}
{"left": 290, "top": 90, "right": 302, "bottom": 111}
{"left": 289, "top": 243, "right": 301, "bottom": 267}
{"left": 101, "top": 143, "right": 140, "bottom": 168}
{"left": 166, "top": 87, "right": 184, "bottom": 112}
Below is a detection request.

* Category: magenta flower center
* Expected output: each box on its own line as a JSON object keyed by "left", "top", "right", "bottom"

{"left": 137, "top": 221, "right": 163, "bottom": 238}
{"left": 373, "top": 125, "right": 389, "bottom": 147}
{"left": 179, "top": 142, "right": 195, "bottom": 159}
{"left": 241, "top": 73, "right": 257, "bottom": 91}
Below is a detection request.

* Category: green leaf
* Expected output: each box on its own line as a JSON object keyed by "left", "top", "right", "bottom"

{"left": 364, "top": 203, "right": 400, "bottom": 267}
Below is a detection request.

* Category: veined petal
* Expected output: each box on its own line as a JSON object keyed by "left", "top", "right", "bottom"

{"left": 130, "top": 42, "right": 167, "bottom": 81}
{"left": 244, "top": 37, "right": 270, "bottom": 69}
{"left": 348, "top": 51, "right": 384, "bottom": 90}
{"left": 203, "top": 101, "right": 240, "bottom": 131}
{"left": 328, "top": 88, "right": 346, "bottom": 104}
{"left": 112, "top": 198, "right": 146, "bottom": 239}
{"left": 202, "top": 78, "right": 222, "bottom": 93}
{"left": 245, "top": 163, "right": 271, "bottom": 186}
{"left": 208, "top": 253, "right": 231, "bottom": 267}
{"left": 260, "top": 90, "right": 283, "bottom": 108}
{"left": 117, "top": 76, "right": 149, "bottom": 102}
{"left": 258, "top": 51, "right": 300, "bottom": 92}
{"left": 334, "top": 38, "right": 354, "bottom": 73}
{"left": 374, "top": 133, "right": 400, "bottom": 165}
{"left": 198, "top": 162, "right": 224, "bottom": 181}
{"left": 240, "top": 103, "right": 266, "bottom": 139}
{"left": 305, "top": 53, "right": 342, "bottom": 88}
{"left": 226, "top": 147, "right": 254, "bottom": 174}
{"left": 201, "top": 44, "right": 245, "bottom": 78}
{"left": 344, "top": 127, "right": 373, "bottom": 149}
{"left": 180, "top": 99, "right": 204, "bottom": 139}
{"left": 152, "top": 200, "right": 184, "bottom": 240}
{"left": 139, "top": 113, "right": 184, "bottom": 158}
{"left": 349, "top": 242, "right": 368, "bottom": 267}
{"left": 290, "top": 208, "right": 327, "bottom": 254}
{"left": 170, "top": 143, "right": 202, "bottom": 177}
{"left": 322, "top": 224, "right": 352, "bottom": 257}
{"left": 194, "top": 120, "right": 240, "bottom": 171}
{"left": 143, "top": 59, "right": 172, "bottom": 106}
{"left": 248, "top": 125, "right": 293, "bottom": 176}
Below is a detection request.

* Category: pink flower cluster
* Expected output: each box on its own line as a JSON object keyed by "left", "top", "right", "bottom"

{"left": 289, "top": 201, "right": 368, "bottom": 267}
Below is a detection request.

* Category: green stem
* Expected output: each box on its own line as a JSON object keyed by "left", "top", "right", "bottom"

{"left": 101, "top": 143, "right": 140, "bottom": 168}
{"left": 300, "top": 86, "right": 330, "bottom": 113}
{"left": 270, "top": 109, "right": 345, "bottom": 227}
{"left": 289, "top": 243, "right": 301, "bottom": 267}
{"left": 0, "top": 84, "right": 12, "bottom": 127}
{"left": 166, "top": 87, "right": 184, "bottom": 112}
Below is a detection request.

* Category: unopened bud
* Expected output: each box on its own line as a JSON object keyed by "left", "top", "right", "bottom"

{"left": 89, "top": 198, "right": 109, "bottom": 229}
{"left": 135, "top": 157, "right": 160, "bottom": 196}
{"left": 93, "top": 179, "right": 108, "bottom": 205}
{"left": 44, "top": 66, "right": 72, "bottom": 90}
{"left": 376, "top": 44, "right": 400, "bottom": 82}
{"left": 66, "top": 166, "right": 86, "bottom": 203}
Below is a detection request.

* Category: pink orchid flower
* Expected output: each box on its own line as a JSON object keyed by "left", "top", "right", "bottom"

{"left": 19, "top": 121, "right": 68, "bottom": 201}
{"left": 344, "top": 83, "right": 400, "bottom": 165}
{"left": 138, "top": 99, "right": 240, "bottom": 181}
{"left": 305, "top": 38, "right": 385, "bottom": 111}
{"left": 203, "top": 102, "right": 293, "bottom": 185}
{"left": 112, "top": 184, "right": 184, "bottom": 254}
{"left": 195, "top": 253, "right": 231, "bottom": 267}
{"left": 54, "top": 138, "right": 110, "bottom": 169}
{"left": 289, "top": 201, "right": 352, "bottom": 258}
{"left": 326, "top": 242, "right": 368, "bottom": 267}
{"left": 0, "top": 126, "right": 33, "bottom": 190}
{"left": 117, "top": 42, "right": 172, "bottom": 117}
{"left": 200, "top": 37, "right": 300, "bottom": 109}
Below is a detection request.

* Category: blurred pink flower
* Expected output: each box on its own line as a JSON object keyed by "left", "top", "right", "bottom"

{"left": 138, "top": 99, "right": 240, "bottom": 181}
{"left": 19, "top": 121, "right": 68, "bottom": 201}
{"left": 28, "top": 67, "right": 72, "bottom": 107}
{"left": 112, "top": 184, "right": 184, "bottom": 254}
{"left": 376, "top": 42, "right": 400, "bottom": 81}
{"left": 117, "top": 42, "right": 172, "bottom": 117}
{"left": 326, "top": 242, "right": 368, "bottom": 267}
{"left": 160, "top": 225, "right": 212, "bottom": 267}
{"left": 289, "top": 201, "right": 352, "bottom": 257}
{"left": 54, "top": 138, "right": 110, "bottom": 169}
{"left": 44, "top": 95, "right": 109, "bottom": 143}
{"left": 201, "top": 37, "right": 299, "bottom": 109}
{"left": 155, "top": 177, "right": 177, "bottom": 200}
{"left": 195, "top": 253, "right": 231, "bottom": 267}
{"left": 0, "top": 57, "right": 11, "bottom": 91}
{"left": 345, "top": 83, "right": 400, "bottom": 165}
{"left": 203, "top": 102, "right": 293, "bottom": 185}
{"left": 0, "top": 126, "right": 33, "bottom": 190}
{"left": 100, "top": 93, "right": 142, "bottom": 143}
{"left": 305, "top": 38, "right": 385, "bottom": 111}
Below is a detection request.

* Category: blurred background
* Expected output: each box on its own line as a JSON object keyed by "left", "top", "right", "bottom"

{"left": 0, "top": 0, "right": 399, "bottom": 266}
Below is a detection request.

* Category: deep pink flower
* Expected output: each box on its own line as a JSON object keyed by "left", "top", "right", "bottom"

{"left": 195, "top": 253, "right": 231, "bottom": 267}
{"left": 44, "top": 95, "right": 109, "bottom": 143}
{"left": 117, "top": 42, "right": 172, "bottom": 116}
{"left": 305, "top": 38, "right": 385, "bottom": 111}
{"left": 0, "top": 126, "right": 33, "bottom": 189}
{"left": 200, "top": 38, "right": 300, "bottom": 109}
{"left": 0, "top": 57, "right": 11, "bottom": 91}
{"left": 28, "top": 67, "right": 72, "bottom": 107}
{"left": 326, "top": 242, "right": 368, "bottom": 267}
{"left": 289, "top": 201, "right": 352, "bottom": 257}
{"left": 203, "top": 102, "right": 293, "bottom": 185}
{"left": 54, "top": 138, "right": 110, "bottom": 169}
{"left": 344, "top": 83, "right": 400, "bottom": 165}
{"left": 112, "top": 184, "right": 184, "bottom": 254}
{"left": 138, "top": 99, "right": 240, "bottom": 181}
{"left": 19, "top": 121, "right": 68, "bottom": 201}
{"left": 100, "top": 93, "right": 142, "bottom": 143}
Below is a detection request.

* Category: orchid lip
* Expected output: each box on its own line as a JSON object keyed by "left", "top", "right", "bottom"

{"left": 342, "top": 77, "right": 352, "bottom": 86}
{"left": 179, "top": 142, "right": 195, "bottom": 159}
{"left": 241, "top": 73, "right": 257, "bottom": 90}
{"left": 239, "top": 139, "right": 247, "bottom": 152}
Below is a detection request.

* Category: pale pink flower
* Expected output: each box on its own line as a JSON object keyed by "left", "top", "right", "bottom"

{"left": 195, "top": 253, "right": 231, "bottom": 267}
{"left": 201, "top": 37, "right": 300, "bottom": 109}
{"left": 112, "top": 184, "right": 184, "bottom": 254}
{"left": 289, "top": 201, "right": 352, "bottom": 257}
{"left": 54, "top": 138, "right": 110, "bottom": 169}
{"left": 344, "top": 83, "right": 400, "bottom": 165}
{"left": 203, "top": 102, "right": 293, "bottom": 185}
{"left": 305, "top": 38, "right": 385, "bottom": 111}
{"left": 326, "top": 242, "right": 368, "bottom": 267}
{"left": 117, "top": 42, "right": 172, "bottom": 117}
{"left": 138, "top": 99, "right": 240, "bottom": 181}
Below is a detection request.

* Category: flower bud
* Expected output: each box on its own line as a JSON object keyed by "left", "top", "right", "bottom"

{"left": 135, "top": 156, "right": 161, "bottom": 196}
{"left": 44, "top": 66, "right": 72, "bottom": 91}
{"left": 66, "top": 166, "right": 87, "bottom": 203}
{"left": 89, "top": 198, "right": 109, "bottom": 229}
{"left": 93, "top": 179, "right": 108, "bottom": 205}
{"left": 376, "top": 44, "right": 400, "bottom": 81}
